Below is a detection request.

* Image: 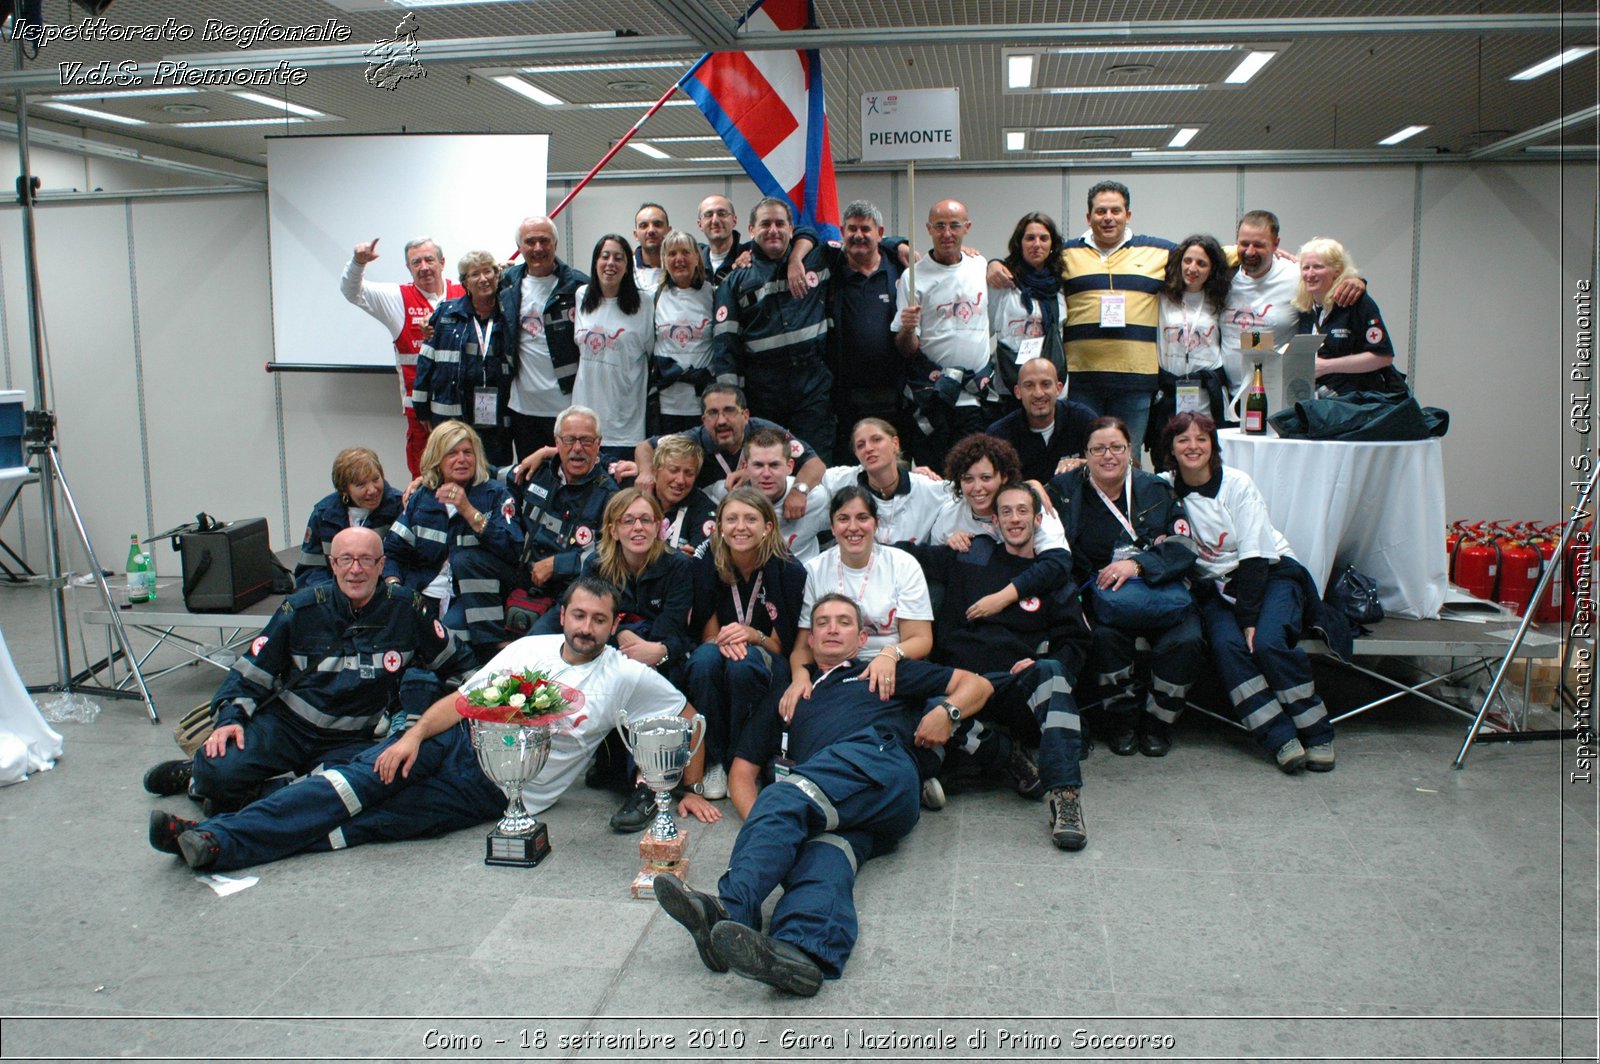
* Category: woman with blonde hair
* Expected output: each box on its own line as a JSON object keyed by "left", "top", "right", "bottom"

{"left": 294, "top": 446, "right": 404, "bottom": 589}
{"left": 382, "top": 420, "right": 524, "bottom": 656}
{"left": 1292, "top": 237, "right": 1407, "bottom": 396}
{"left": 652, "top": 229, "right": 717, "bottom": 433}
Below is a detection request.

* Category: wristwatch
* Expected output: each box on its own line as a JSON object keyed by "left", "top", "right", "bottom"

{"left": 941, "top": 701, "right": 961, "bottom": 722}
{"left": 792, "top": 481, "right": 812, "bottom": 495}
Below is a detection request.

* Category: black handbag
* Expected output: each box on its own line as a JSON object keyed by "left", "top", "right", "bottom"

{"left": 1325, "top": 564, "right": 1384, "bottom": 626}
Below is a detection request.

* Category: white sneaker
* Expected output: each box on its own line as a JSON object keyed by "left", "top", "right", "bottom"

{"left": 921, "top": 777, "right": 946, "bottom": 811}
{"left": 694, "top": 763, "right": 728, "bottom": 800}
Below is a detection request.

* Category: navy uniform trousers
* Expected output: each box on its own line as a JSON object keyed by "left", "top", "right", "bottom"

{"left": 716, "top": 729, "right": 918, "bottom": 979}
{"left": 1199, "top": 574, "right": 1334, "bottom": 753}
{"left": 193, "top": 721, "right": 503, "bottom": 872}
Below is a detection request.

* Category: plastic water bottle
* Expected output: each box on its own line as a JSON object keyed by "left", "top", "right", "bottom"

{"left": 126, "top": 533, "right": 153, "bottom": 604}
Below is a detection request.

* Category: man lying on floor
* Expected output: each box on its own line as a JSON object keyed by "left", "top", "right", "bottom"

{"left": 654, "top": 592, "right": 991, "bottom": 995}
{"left": 148, "top": 577, "right": 713, "bottom": 870}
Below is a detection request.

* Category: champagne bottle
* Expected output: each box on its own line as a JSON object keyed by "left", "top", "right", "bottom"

{"left": 1244, "top": 363, "right": 1268, "bottom": 435}
{"left": 126, "top": 534, "right": 152, "bottom": 604}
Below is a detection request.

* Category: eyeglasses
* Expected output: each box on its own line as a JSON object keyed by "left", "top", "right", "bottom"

{"left": 557, "top": 434, "right": 599, "bottom": 448}
{"left": 1087, "top": 443, "right": 1129, "bottom": 457}
{"left": 929, "top": 222, "right": 969, "bottom": 233}
{"left": 616, "top": 514, "right": 656, "bottom": 528}
{"left": 331, "top": 555, "right": 383, "bottom": 570}
{"left": 700, "top": 209, "right": 733, "bottom": 219}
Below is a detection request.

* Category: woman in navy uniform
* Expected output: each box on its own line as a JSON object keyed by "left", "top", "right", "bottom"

{"left": 382, "top": 421, "right": 524, "bottom": 658}
{"left": 1293, "top": 237, "right": 1407, "bottom": 396}
{"left": 294, "top": 447, "right": 404, "bottom": 589}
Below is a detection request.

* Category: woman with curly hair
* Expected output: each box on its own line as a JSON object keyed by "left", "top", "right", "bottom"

{"left": 1150, "top": 234, "right": 1233, "bottom": 444}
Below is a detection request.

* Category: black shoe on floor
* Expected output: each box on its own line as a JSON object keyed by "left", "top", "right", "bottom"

{"left": 143, "top": 759, "right": 193, "bottom": 797}
{"left": 1108, "top": 727, "right": 1138, "bottom": 756}
{"left": 1001, "top": 745, "right": 1046, "bottom": 800}
{"left": 148, "top": 809, "right": 198, "bottom": 855}
{"left": 609, "top": 782, "right": 657, "bottom": 834}
{"left": 1137, "top": 731, "right": 1171, "bottom": 758}
{"left": 1079, "top": 733, "right": 1094, "bottom": 761}
{"left": 176, "top": 829, "right": 220, "bottom": 870}
{"left": 653, "top": 873, "right": 730, "bottom": 973}
{"left": 710, "top": 921, "right": 824, "bottom": 996}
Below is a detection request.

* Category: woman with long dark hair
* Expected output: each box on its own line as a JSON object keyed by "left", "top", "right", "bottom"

{"left": 989, "top": 211, "right": 1068, "bottom": 402}
{"left": 573, "top": 233, "right": 654, "bottom": 457}
{"left": 1150, "top": 234, "right": 1233, "bottom": 444}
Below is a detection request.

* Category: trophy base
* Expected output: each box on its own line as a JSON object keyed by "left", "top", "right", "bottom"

{"left": 630, "top": 829, "right": 688, "bottom": 899}
{"left": 485, "top": 823, "right": 550, "bottom": 867}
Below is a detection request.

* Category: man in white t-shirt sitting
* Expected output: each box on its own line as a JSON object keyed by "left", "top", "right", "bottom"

{"left": 893, "top": 199, "right": 994, "bottom": 465}
{"left": 148, "top": 578, "right": 712, "bottom": 871}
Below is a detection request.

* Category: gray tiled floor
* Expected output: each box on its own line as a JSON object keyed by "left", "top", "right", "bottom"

{"left": 0, "top": 583, "right": 1595, "bottom": 1061}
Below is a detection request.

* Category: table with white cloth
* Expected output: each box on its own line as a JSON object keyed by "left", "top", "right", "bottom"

{"left": 1217, "top": 428, "right": 1447, "bottom": 619}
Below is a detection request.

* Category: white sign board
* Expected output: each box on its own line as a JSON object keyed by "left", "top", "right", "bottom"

{"left": 859, "top": 88, "right": 961, "bottom": 162}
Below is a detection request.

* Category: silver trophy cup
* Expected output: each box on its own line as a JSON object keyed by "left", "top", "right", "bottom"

{"left": 620, "top": 714, "right": 707, "bottom": 842}
{"left": 470, "top": 718, "right": 555, "bottom": 867}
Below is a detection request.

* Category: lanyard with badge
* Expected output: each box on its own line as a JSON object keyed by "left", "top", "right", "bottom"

{"left": 470, "top": 315, "right": 498, "bottom": 427}
{"left": 731, "top": 570, "right": 766, "bottom": 630}
{"left": 1173, "top": 298, "right": 1206, "bottom": 415}
{"left": 1099, "top": 260, "right": 1126, "bottom": 328}
{"left": 775, "top": 660, "right": 854, "bottom": 778}
{"left": 1093, "top": 467, "right": 1143, "bottom": 561}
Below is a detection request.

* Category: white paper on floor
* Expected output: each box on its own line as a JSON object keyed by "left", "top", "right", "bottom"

{"left": 197, "top": 873, "right": 259, "bottom": 896}
{"left": 0, "top": 625, "right": 65, "bottom": 784}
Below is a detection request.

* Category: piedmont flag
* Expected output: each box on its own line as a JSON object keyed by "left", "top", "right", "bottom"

{"left": 681, "top": 0, "right": 841, "bottom": 241}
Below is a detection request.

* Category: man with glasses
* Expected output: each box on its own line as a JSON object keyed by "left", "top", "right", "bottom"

{"left": 340, "top": 236, "right": 465, "bottom": 476}
{"left": 141, "top": 527, "right": 473, "bottom": 818}
{"left": 632, "top": 385, "right": 824, "bottom": 519}
{"left": 894, "top": 200, "right": 995, "bottom": 465}
{"left": 508, "top": 405, "right": 619, "bottom": 615}
{"left": 695, "top": 194, "right": 744, "bottom": 285}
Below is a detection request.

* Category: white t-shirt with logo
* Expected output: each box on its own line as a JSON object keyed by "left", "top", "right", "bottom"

{"left": 1222, "top": 256, "right": 1300, "bottom": 386}
{"left": 512, "top": 272, "right": 563, "bottom": 417}
{"left": 464, "top": 635, "right": 685, "bottom": 813}
{"left": 894, "top": 255, "right": 992, "bottom": 405}
{"left": 799, "top": 544, "right": 934, "bottom": 658}
{"left": 572, "top": 287, "right": 655, "bottom": 447}
{"left": 818, "top": 465, "right": 948, "bottom": 546}
{"left": 1157, "top": 291, "right": 1225, "bottom": 376}
{"left": 653, "top": 284, "right": 716, "bottom": 417}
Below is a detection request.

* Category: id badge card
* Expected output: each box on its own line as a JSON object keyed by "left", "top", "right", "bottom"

{"left": 1099, "top": 293, "right": 1126, "bottom": 328}
{"left": 1175, "top": 381, "right": 1206, "bottom": 415}
{"left": 359, "top": 660, "right": 376, "bottom": 680}
{"left": 1015, "top": 336, "right": 1044, "bottom": 364}
{"left": 773, "top": 756, "right": 795, "bottom": 779}
{"left": 472, "top": 386, "right": 498, "bottom": 427}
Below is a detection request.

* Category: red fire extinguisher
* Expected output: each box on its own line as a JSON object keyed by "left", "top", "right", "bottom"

{"left": 1529, "top": 523, "right": 1564, "bottom": 624}
{"left": 1452, "top": 522, "right": 1500, "bottom": 601}
{"left": 1445, "top": 521, "right": 1464, "bottom": 582}
{"left": 1492, "top": 522, "right": 1540, "bottom": 616}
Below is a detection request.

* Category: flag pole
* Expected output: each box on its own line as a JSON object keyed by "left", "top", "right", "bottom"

{"left": 548, "top": 59, "right": 709, "bottom": 221}
{"left": 905, "top": 159, "right": 916, "bottom": 294}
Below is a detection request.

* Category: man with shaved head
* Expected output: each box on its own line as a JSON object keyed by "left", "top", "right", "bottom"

{"left": 141, "top": 525, "right": 473, "bottom": 820}
{"left": 893, "top": 199, "right": 994, "bottom": 463}
{"left": 499, "top": 215, "right": 589, "bottom": 460}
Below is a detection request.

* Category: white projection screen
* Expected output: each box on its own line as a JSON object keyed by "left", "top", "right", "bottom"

{"left": 265, "top": 133, "right": 548, "bottom": 370}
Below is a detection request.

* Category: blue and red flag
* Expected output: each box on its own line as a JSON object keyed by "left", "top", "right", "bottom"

{"left": 680, "top": 0, "right": 841, "bottom": 241}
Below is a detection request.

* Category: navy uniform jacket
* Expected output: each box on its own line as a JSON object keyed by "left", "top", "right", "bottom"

{"left": 498, "top": 259, "right": 588, "bottom": 398}
{"left": 1295, "top": 292, "right": 1408, "bottom": 396}
{"left": 412, "top": 296, "right": 514, "bottom": 429}
{"left": 506, "top": 463, "right": 619, "bottom": 586}
{"left": 734, "top": 657, "right": 956, "bottom": 766}
{"left": 294, "top": 487, "right": 405, "bottom": 590}
{"left": 1047, "top": 467, "right": 1196, "bottom": 587}
{"left": 985, "top": 399, "right": 1099, "bottom": 484}
{"left": 689, "top": 553, "right": 807, "bottom": 655}
{"left": 381, "top": 479, "right": 524, "bottom": 589}
{"left": 662, "top": 487, "right": 718, "bottom": 555}
{"left": 574, "top": 549, "right": 696, "bottom": 662}
{"left": 711, "top": 227, "right": 830, "bottom": 385}
{"left": 212, "top": 582, "right": 473, "bottom": 735}
{"left": 912, "top": 537, "right": 1092, "bottom": 680}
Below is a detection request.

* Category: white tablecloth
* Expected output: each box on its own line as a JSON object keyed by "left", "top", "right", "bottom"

{"left": 1218, "top": 428, "right": 1448, "bottom": 619}
{"left": 0, "top": 626, "right": 63, "bottom": 785}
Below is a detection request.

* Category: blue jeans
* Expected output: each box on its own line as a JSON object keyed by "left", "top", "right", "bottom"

{"left": 1067, "top": 378, "right": 1154, "bottom": 457}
